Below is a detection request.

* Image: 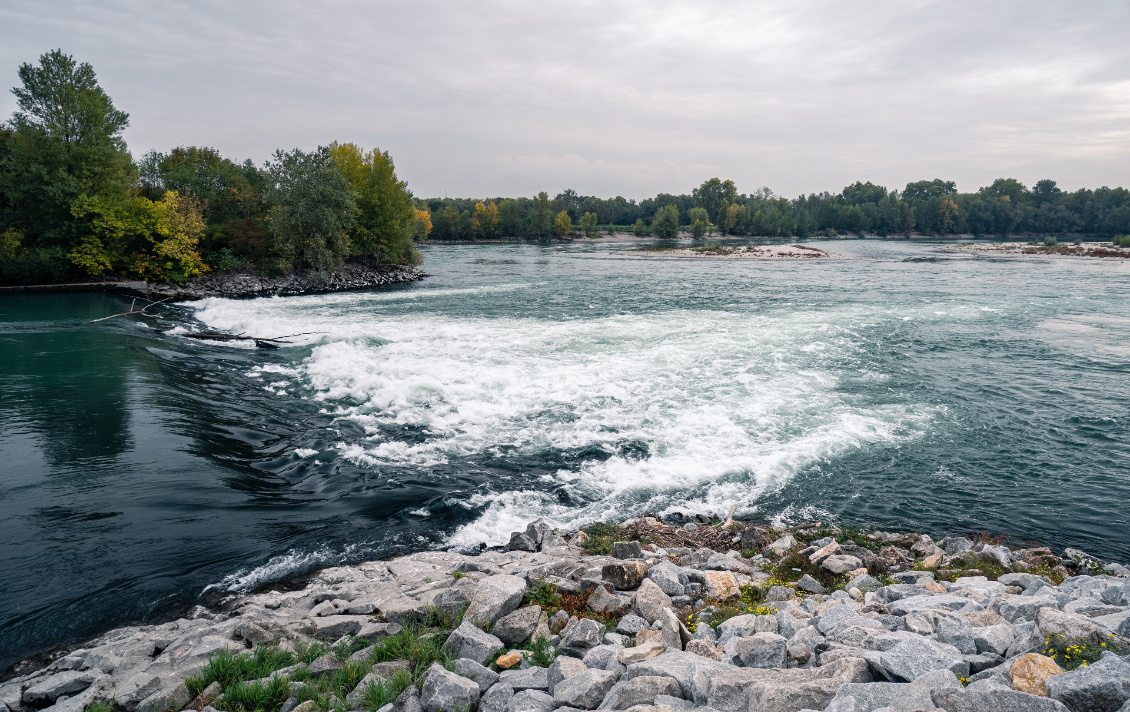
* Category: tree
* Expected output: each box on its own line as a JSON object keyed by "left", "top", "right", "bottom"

{"left": 842, "top": 181, "right": 887, "bottom": 205}
{"left": 328, "top": 142, "right": 418, "bottom": 264}
{"left": 653, "top": 204, "right": 680, "bottom": 238}
{"left": 265, "top": 146, "right": 357, "bottom": 270}
{"left": 688, "top": 206, "right": 709, "bottom": 237}
{"left": 149, "top": 190, "right": 208, "bottom": 284}
{"left": 693, "top": 178, "right": 738, "bottom": 223}
{"left": 3, "top": 49, "right": 134, "bottom": 251}
{"left": 633, "top": 218, "right": 651, "bottom": 237}
{"left": 903, "top": 179, "right": 956, "bottom": 201}
{"left": 722, "top": 203, "right": 748, "bottom": 235}
{"left": 579, "top": 211, "right": 598, "bottom": 237}
{"left": 554, "top": 210, "right": 573, "bottom": 237}
{"left": 413, "top": 206, "right": 432, "bottom": 242}
{"left": 938, "top": 199, "right": 959, "bottom": 233}
{"left": 432, "top": 204, "right": 463, "bottom": 240}
{"left": 471, "top": 200, "right": 500, "bottom": 239}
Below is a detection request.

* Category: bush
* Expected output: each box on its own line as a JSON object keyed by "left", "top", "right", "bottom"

{"left": 0, "top": 246, "right": 70, "bottom": 285}
{"left": 653, "top": 205, "right": 679, "bottom": 239}
{"left": 208, "top": 248, "right": 252, "bottom": 272}
{"left": 1044, "top": 236, "right": 1059, "bottom": 247}
{"left": 633, "top": 219, "right": 651, "bottom": 237}
{"left": 1114, "top": 235, "right": 1130, "bottom": 247}
{"left": 1043, "top": 632, "right": 1129, "bottom": 671}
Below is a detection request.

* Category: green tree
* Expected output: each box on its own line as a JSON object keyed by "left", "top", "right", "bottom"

{"left": 688, "top": 206, "right": 709, "bottom": 237}
{"left": 579, "top": 211, "right": 598, "bottom": 237}
{"left": 554, "top": 210, "right": 573, "bottom": 237}
{"left": 693, "top": 178, "right": 738, "bottom": 223}
{"left": 328, "top": 142, "right": 418, "bottom": 264}
{"left": 3, "top": 49, "right": 134, "bottom": 252}
{"left": 842, "top": 181, "right": 887, "bottom": 205}
{"left": 633, "top": 218, "right": 651, "bottom": 237}
{"left": 265, "top": 146, "right": 357, "bottom": 269}
{"left": 653, "top": 204, "right": 680, "bottom": 238}
{"left": 903, "top": 179, "right": 957, "bottom": 201}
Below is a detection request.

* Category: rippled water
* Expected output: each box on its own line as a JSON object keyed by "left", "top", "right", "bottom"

{"left": 3, "top": 238, "right": 1130, "bottom": 670}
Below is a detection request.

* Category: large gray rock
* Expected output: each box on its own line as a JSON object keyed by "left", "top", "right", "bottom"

{"left": 795, "top": 575, "right": 826, "bottom": 594}
{"left": 23, "top": 672, "right": 96, "bottom": 706}
{"left": 868, "top": 636, "right": 969, "bottom": 682}
{"left": 583, "top": 646, "right": 626, "bottom": 675}
{"left": 634, "top": 579, "right": 674, "bottom": 623}
{"left": 815, "top": 605, "right": 860, "bottom": 635}
{"left": 494, "top": 605, "right": 543, "bottom": 646}
{"left": 999, "top": 596, "right": 1063, "bottom": 623}
{"left": 973, "top": 623, "right": 1015, "bottom": 657}
{"left": 706, "top": 657, "right": 872, "bottom": 712}
{"left": 598, "top": 676, "right": 683, "bottom": 710}
{"left": 588, "top": 588, "right": 634, "bottom": 616}
{"left": 442, "top": 621, "right": 505, "bottom": 664}
{"left": 658, "top": 607, "right": 691, "bottom": 652}
{"left": 726, "top": 633, "right": 787, "bottom": 669}
{"left": 481, "top": 683, "right": 515, "bottom": 712}
{"left": 648, "top": 562, "right": 688, "bottom": 597}
{"left": 821, "top": 555, "right": 863, "bottom": 575}
{"left": 508, "top": 689, "right": 554, "bottom": 712}
{"left": 617, "top": 615, "right": 649, "bottom": 635}
{"left": 827, "top": 668, "right": 960, "bottom": 712}
{"left": 887, "top": 594, "right": 973, "bottom": 615}
{"left": 548, "top": 656, "right": 588, "bottom": 694}
{"left": 1045, "top": 652, "right": 1130, "bottom": 712}
{"left": 1037, "top": 607, "right": 1127, "bottom": 648}
{"left": 137, "top": 679, "right": 190, "bottom": 712}
{"left": 452, "top": 658, "right": 500, "bottom": 694}
{"left": 420, "top": 663, "right": 480, "bottom": 712}
{"left": 622, "top": 650, "right": 736, "bottom": 705}
{"left": 434, "top": 587, "right": 472, "bottom": 617}
{"left": 562, "top": 618, "right": 608, "bottom": 656}
{"left": 499, "top": 667, "right": 549, "bottom": 691}
{"left": 931, "top": 687, "right": 1071, "bottom": 712}
{"left": 465, "top": 575, "right": 528, "bottom": 627}
{"left": 612, "top": 541, "right": 643, "bottom": 560}
{"left": 396, "top": 686, "right": 424, "bottom": 712}
{"left": 552, "top": 669, "right": 617, "bottom": 710}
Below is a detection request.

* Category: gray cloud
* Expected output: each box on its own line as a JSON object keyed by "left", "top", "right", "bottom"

{"left": 1, "top": 0, "right": 1127, "bottom": 198}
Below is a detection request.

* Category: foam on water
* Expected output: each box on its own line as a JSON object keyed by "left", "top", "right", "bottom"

{"left": 192, "top": 293, "right": 939, "bottom": 547}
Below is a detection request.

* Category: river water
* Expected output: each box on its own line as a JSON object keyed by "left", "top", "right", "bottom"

{"left": 3, "top": 238, "right": 1130, "bottom": 670}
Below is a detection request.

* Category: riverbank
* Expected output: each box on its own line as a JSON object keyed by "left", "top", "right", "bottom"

{"left": 0, "top": 261, "right": 427, "bottom": 302}
{"left": 950, "top": 242, "right": 1130, "bottom": 258}
{"left": 3, "top": 516, "right": 1128, "bottom": 712}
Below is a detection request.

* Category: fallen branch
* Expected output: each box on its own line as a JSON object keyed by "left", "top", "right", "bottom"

{"left": 181, "top": 331, "right": 324, "bottom": 349}
{"left": 88, "top": 296, "right": 173, "bottom": 323}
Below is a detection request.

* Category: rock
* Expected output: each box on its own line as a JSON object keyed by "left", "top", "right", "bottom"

{"left": 1036, "top": 607, "right": 1125, "bottom": 649}
{"left": 379, "top": 598, "right": 432, "bottom": 626}
{"left": 764, "top": 585, "right": 793, "bottom": 602}
{"left": 973, "top": 623, "right": 1015, "bottom": 657}
{"left": 500, "top": 667, "right": 549, "bottom": 691}
{"left": 1045, "top": 652, "right": 1130, "bottom": 712}
{"left": 347, "top": 671, "right": 392, "bottom": 707}
{"left": 443, "top": 621, "right": 505, "bottom": 664}
{"left": 23, "top": 672, "right": 96, "bottom": 705}
{"left": 821, "top": 555, "right": 863, "bottom": 575}
{"left": 618, "top": 642, "right": 666, "bottom": 664}
{"left": 481, "top": 684, "right": 514, "bottom": 712}
{"left": 561, "top": 618, "right": 607, "bottom": 656}
{"left": 707, "top": 657, "right": 872, "bottom": 712}
{"left": 617, "top": 615, "right": 649, "bottom": 635}
{"left": 932, "top": 688, "right": 1071, "bottom": 711}
{"left": 452, "top": 659, "right": 500, "bottom": 694}
{"left": 999, "top": 596, "right": 1063, "bottom": 623}
{"left": 114, "top": 672, "right": 164, "bottom": 708}
{"left": 808, "top": 541, "right": 842, "bottom": 565}
{"left": 466, "top": 575, "right": 528, "bottom": 627}
{"left": 508, "top": 689, "right": 554, "bottom": 712}
{"left": 622, "top": 650, "right": 736, "bottom": 705}
{"left": 600, "top": 676, "right": 683, "bottom": 710}
{"left": 433, "top": 587, "right": 472, "bottom": 617}
{"left": 648, "top": 562, "right": 688, "bottom": 597}
{"left": 550, "top": 610, "right": 571, "bottom": 634}
{"left": 815, "top": 604, "right": 859, "bottom": 634}
{"left": 657, "top": 607, "right": 691, "bottom": 652}
{"left": 588, "top": 587, "right": 634, "bottom": 616}
{"left": 795, "top": 575, "right": 826, "bottom": 594}
{"left": 396, "top": 685, "right": 424, "bottom": 712}
{"left": 583, "top": 645, "right": 626, "bottom": 674}
{"left": 827, "top": 668, "right": 960, "bottom": 712}
{"left": 869, "top": 636, "right": 970, "bottom": 682}
{"left": 233, "top": 622, "right": 273, "bottom": 645}
{"left": 765, "top": 535, "right": 796, "bottom": 558}
{"left": 603, "top": 563, "right": 649, "bottom": 591}
{"left": 548, "top": 656, "right": 588, "bottom": 694}
{"left": 494, "top": 606, "right": 543, "bottom": 646}
{"left": 887, "top": 594, "right": 972, "bottom": 615}
{"left": 634, "top": 579, "right": 674, "bottom": 623}
{"left": 421, "top": 663, "right": 480, "bottom": 712}
{"left": 137, "top": 680, "right": 191, "bottom": 712}
{"left": 636, "top": 629, "right": 662, "bottom": 646}
{"left": 496, "top": 653, "right": 522, "bottom": 670}
{"left": 702, "top": 571, "right": 740, "bottom": 601}
{"left": 308, "top": 654, "right": 344, "bottom": 676}
{"left": 510, "top": 531, "right": 538, "bottom": 552}
{"left": 552, "top": 669, "right": 616, "bottom": 709}
{"left": 684, "top": 639, "right": 722, "bottom": 661}
{"left": 613, "top": 542, "right": 644, "bottom": 559}
{"left": 1010, "top": 654, "right": 1065, "bottom": 697}
{"left": 729, "top": 633, "right": 787, "bottom": 669}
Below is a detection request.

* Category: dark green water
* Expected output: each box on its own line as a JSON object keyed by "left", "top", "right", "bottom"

{"left": 3, "top": 238, "right": 1130, "bottom": 671}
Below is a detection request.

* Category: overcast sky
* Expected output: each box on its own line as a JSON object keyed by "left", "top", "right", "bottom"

{"left": 1, "top": 1, "right": 1128, "bottom": 199}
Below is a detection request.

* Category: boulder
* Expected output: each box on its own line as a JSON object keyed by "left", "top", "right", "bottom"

{"left": 1036, "top": 607, "right": 1126, "bottom": 649}
{"left": 452, "top": 659, "right": 501, "bottom": 694}
{"left": 684, "top": 639, "right": 723, "bottom": 661}
{"left": 808, "top": 541, "right": 842, "bottom": 566}
{"left": 1045, "top": 652, "right": 1130, "bottom": 712}
{"left": 1010, "top": 654, "right": 1064, "bottom": 697}
{"left": 999, "top": 596, "right": 1063, "bottom": 624}
{"left": 821, "top": 555, "right": 863, "bottom": 575}
{"left": 308, "top": 654, "right": 344, "bottom": 676}
{"left": 379, "top": 599, "right": 431, "bottom": 626}
{"left": 433, "top": 587, "right": 472, "bottom": 617}
{"left": 612, "top": 542, "right": 644, "bottom": 560}
{"left": 583, "top": 645, "right": 626, "bottom": 674}
{"left": 547, "top": 656, "right": 588, "bottom": 694}
{"left": 481, "top": 683, "right": 514, "bottom": 712}
{"left": 551, "top": 669, "right": 616, "bottom": 710}
{"left": 618, "top": 642, "right": 666, "bottom": 665}
{"left": 634, "top": 579, "right": 674, "bottom": 623}
{"left": 868, "top": 636, "right": 970, "bottom": 682}
{"left": 887, "top": 594, "right": 973, "bottom": 615}
{"left": 588, "top": 587, "right": 634, "bottom": 616}
{"left": 617, "top": 615, "right": 649, "bottom": 635}
{"left": 604, "top": 562, "right": 649, "bottom": 591}
{"left": 827, "top": 668, "right": 960, "bottom": 712}
{"left": 795, "top": 575, "right": 826, "bottom": 594}
{"left": 499, "top": 667, "right": 549, "bottom": 691}
{"left": 648, "top": 562, "right": 688, "bottom": 597}
{"left": 706, "top": 657, "right": 872, "bottom": 712}
{"left": 622, "top": 650, "right": 736, "bottom": 705}
{"left": 561, "top": 618, "right": 607, "bottom": 656}
{"left": 494, "top": 606, "right": 543, "bottom": 646}
{"left": 765, "top": 535, "right": 796, "bottom": 558}
{"left": 420, "top": 663, "right": 480, "bottom": 712}
{"left": 22, "top": 672, "right": 96, "bottom": 706}
{"left": 442, "top": 622, "right": 505, "bottom": 664}
{"left": 136, "top": 679, "right": 190, "bottom": 712}
{"left": 657, "top": 607, "right": 691, "bottom": 652}
{"left": 507, "top": 689, "right": 554, "bottom": 712}
{"left": 931, "top": 688, "right": 1071, "bottom": 711}
{"left": 465, "top": 575, "right": 528, "bottom": 627}
{"left": 728, "top": 633, "right": 787, "bottom": 669}
{"left": 702, "top": 571, "right": 740, "bottom": 601}
{"left": 396, "top": 686, "right": 424, "bottom": 712}
{"left": 974, "top": 623, "right": 1015, "bottom": 657}
{"left": 599, "top": 676, "right": 683, "bottom": 710}
{"left": 815, "top": 604, "right": 859, "bottom": 635}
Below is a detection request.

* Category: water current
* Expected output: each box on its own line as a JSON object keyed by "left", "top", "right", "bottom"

{"left": 3, "top": 238, "right": 1130, "bottom": 671}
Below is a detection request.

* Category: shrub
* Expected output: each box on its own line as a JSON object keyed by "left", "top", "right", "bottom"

{"left": 633, "top": 219, "right": 651, "bottom": 237}
{"left": 1043, "top": 632, "right": 1129, "bottom": 671}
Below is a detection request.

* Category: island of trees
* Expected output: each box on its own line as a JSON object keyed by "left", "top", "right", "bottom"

{"left": 0, "top": 50, "right": 428, "bottom": 287}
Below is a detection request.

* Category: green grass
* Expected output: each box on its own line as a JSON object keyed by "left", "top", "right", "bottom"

{"left": 84, "top": 703, "right": 113, "bottom": 712}
{"left": 1043, "top": 632, "right": 1129, "bottom": 671}
{"left": 578, "top": 522, "right": 628, "bottom": 555}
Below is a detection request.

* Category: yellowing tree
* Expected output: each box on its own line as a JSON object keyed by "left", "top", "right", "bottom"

{"left": 938, "top": 199, "right": 959, "bottom": 233}
{"left": 554, "top": 210, "right": 573, "bottom": 238}
{"left": 413, "top": 206, "right": 432, "bottom": 242}
{"left": 472, "top": 200, "right": 500, "bottom": 239}
{"left": 150, "top": 190, "right": 208, "bottom": 284}
{"left": 327, "top": 142, "right": 419, "bottom": 264}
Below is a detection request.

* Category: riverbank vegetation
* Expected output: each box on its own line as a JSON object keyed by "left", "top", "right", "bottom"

{"left": 424, "top": 176, "right": 1130, "bottom": 241}
{"left": 0, "top": 50, "right": 427, "bottom": 287}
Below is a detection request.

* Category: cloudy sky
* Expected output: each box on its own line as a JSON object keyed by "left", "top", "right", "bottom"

{"left": 1, "top": 1, "right": 1128, "bottom": 199}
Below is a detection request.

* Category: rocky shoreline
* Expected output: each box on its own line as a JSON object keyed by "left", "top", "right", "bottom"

{"left": 3, "top": 517, "right": 1129, "bottom": 712}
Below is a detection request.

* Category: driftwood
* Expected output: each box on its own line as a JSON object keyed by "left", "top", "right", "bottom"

{"left": 181, "top": 331, "right": 323, "bottom": 349}
{"left": 87, "top": 297, "right": 173, "bottom": 323}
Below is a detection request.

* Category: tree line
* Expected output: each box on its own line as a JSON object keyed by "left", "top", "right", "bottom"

{"left": 0, "top": 50, "right": 427, "bottom": 286}
{"left": 422, "top": 176, "right": 1130, "bottom": 241}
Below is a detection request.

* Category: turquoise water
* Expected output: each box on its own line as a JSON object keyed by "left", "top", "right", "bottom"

{"left": 2, "top": 238, "right": 1130, "bottom": 670}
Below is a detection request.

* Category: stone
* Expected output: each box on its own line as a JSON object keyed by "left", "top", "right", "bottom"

{"left": 1011, "top": 654, "right": 1065, "bottom": 697}
{"left": 808, "top": 541, "right": 842, "bottom": 565}
{"left": 634, "top": 579, "right": 674, "bottom": 623}
{"left": 347, "top": 671, "right": 392, "bottom": 707}
{"left": 421, "top": 663, "right": 480, "bottom": 712}
{"left": 603, "top": 562, "right": 649, "bottom": 591}
{"left": 617, "top": 615, "right": 649, "bottom": 635}
{"left": 765, "top": 535, "right": 796, "bottom": 558}
{"left": 999, "top": 596, "right": 1063, "bottom": 623}
{"left": 396, "top": 686, "right": 424, "bottom": 712}
{"left": 510, "top": 531, "right": 538, "bottom": 552}
{"left": 561, "top": 618, "right": 607, "bottom": 656}
{"left": 1037, "top": 607, "right": 1124, "bottom": 649}
{"left": 635, "top": 629, "right": 662, "bottom": 646}
{"left": 552, "top": 669, "right": 616, "bottom": 709}
{"left": 887, "top": 594, "right": 972, "bottom": 615}
{"left": 550, "top": 610, "right": 571, "bottom": 634}
{"left": 547, "top": 656, "right": 588, "bottom": 694}
{"left": 114, "top": 672, "right": 164, "bottom": 708}
{"left": 481, "top": 683, "right": 514, "bottom": 712}
{"left": 588, "top": 587, "right": 634, "bottom": 616}
{"left": 869, "top": 636, "right": 970, "bottom": 682}
{"left": 583, "top": 645, "right": 626, "bottom": 674}
{"left": 932, "top": 688, "right": 1071, "bottom": 711}
{"left": 233, "top": 622, "right": 273, "bottom": 645}
{"left": 308, "top": 654, "right": 344, "bottom": 676}
{"left": 442, "top": 622, "right": 505, "bottom": 664}
{"left": 647, "top": 562, "right": 688, "bottom": 597}
{"left": 379, "top": 599, "right": 431, "bottom": 626}
{"left": 828, "top": 668, "right": 960, "bottom": 712}
{"left": 23, "top": 672, "right": 96, "bottom": 706}
{"left": 433, "top": 587, "right": 472, "bottom": 617}
{"left": 729, "top": 633, "right": 787, "bottom": 669}
{"left": 1045, "top": 653, "right": 1130, "bottom": 712}
{"left": 821, "top": 555, "right": 864, "bottom": 575}
{"left": 622, "top": 650, "right": 736, "bottom": 705}
{"left": 764, "top": 585, "right": 794, "bottom": 602}
{"left": 600, "top": 676, "right": 683, "bottom": 710}
{"left": 657, "top": 607, "right": 691, "bottom": 652}
{"left": 494, "top": 605, "right": 543, "bottom": 646}
{"left": 618, "top": 642, "right": 666, "bottom": 664}
{"left": 795, "top": 575, "right": 826, "bottom": 594}
{"left": 702, "top": 571, "right": 739, "bottom": 601}
{"left": 452, "top": 658, "right": 500, "bottom": 694}
{"left": 507, "top": 689, "right": 554, "bottom": 712}
{"left": 496, "top": 653, "right": 522, "bottom": 670}
{"left": 707, "top": 657, "right": 872, "bottom": 712}
{"left": 465, "top": 575, "right": 528, "bottom": 627}
{"left": 612, "top": 542, "right": 644, "bottom": 559}
{"left": 815, "top": 604, "right": 859, "bottom": 634}
{"left": 500, "top": 667, "right": 549, "bottom": 691}
{"left": 684, "top": 639, "right": 722, "bottom": 661}
{"left": 137, "top": 680, "right": 191, "bottom": 712}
